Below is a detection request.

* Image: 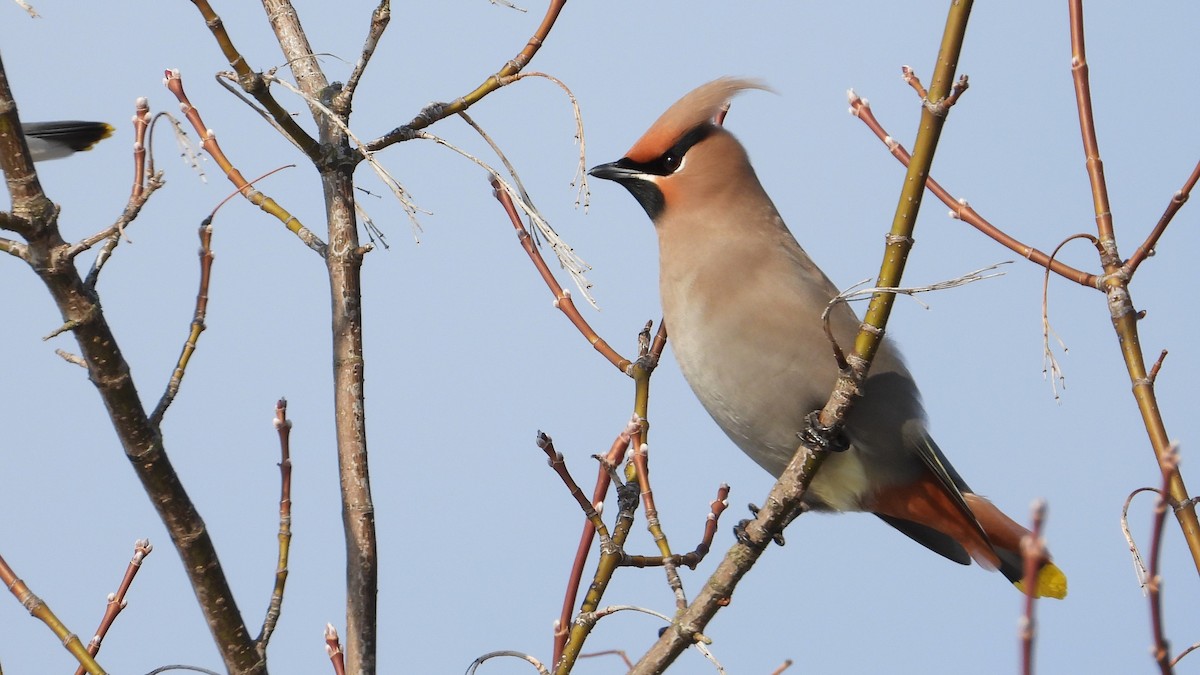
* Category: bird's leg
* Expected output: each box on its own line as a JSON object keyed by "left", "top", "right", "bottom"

{"left": 800, "top": 410, "right": 850, "bottom": 452}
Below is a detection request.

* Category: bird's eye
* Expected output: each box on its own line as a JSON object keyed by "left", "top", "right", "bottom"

{"left": 661, "top": 153, "right": 682, "bottom": 173}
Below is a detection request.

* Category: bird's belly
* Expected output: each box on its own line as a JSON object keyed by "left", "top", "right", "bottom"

{"left": 671, "top": 326, "right": 872, "bottom": 512}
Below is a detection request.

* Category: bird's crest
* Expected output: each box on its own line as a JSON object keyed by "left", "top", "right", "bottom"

{"left": 625, "top": 77, "right": 771, "bottom": 163}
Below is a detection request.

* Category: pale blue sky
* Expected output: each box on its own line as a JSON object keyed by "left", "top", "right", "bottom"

{"left": 3, "top": 2, "right": 1200, "bottom": 673}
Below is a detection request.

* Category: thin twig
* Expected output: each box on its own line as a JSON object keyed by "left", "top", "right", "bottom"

{"left": 490, "top": 177, "right": 623, "bottom": 367}
{"left": 1172, "top": 642, "right": 1200, "bottom": 668}
{"left": 72, "top": 99, "right": 164, "bottom": 289}
{"left": 847, "top": 90, "right": 1098, "bottom": 288}
{"left": 185, "top": 0, "right": 320, "bottom": 159}
{"left": 480, "top": 158, "right": 596, "bottom": 300}
{"left": 130, "top": 97, "right": 151, "bottom": 201}
{"left": 54, "top": 349, "right": 87, "bottom": 368}
{"left": 621, "top": 483, "right": 730, "bottom": 570}
{"left": 1124, "top": 157, "right": 1200, "bottom": 275}
{"left": 494, "top": 72, "right": 590, "bottom": 208}
{"left": 148, "top": 166, "right": 291, "bottom": 426}
{"left": 459, "top": 111, "right": 538, "bottom": 232}
{"left": 0, "top": 234, "right": 28, "bottom": 260}
{"left": 821, "top": 262, "right": 1010, "bottom": 369}
{"left": 75, "top": 540, "right": 153, "bottom": 675}
{"left": 1147, "top": 446, "right": 1179, "bottom": 675}
{"left": 260, "top": 72, "right": 427, "bottom": 239}
{"left": 465, "top": 651, "right": 550, "bottom": 675}
{"left": 163, "top": 69, "right": 327, "bottom": 256}
{"left": 149, "top": 216, "right": 213, "bottom": 425}
{"left": 769, "top": 660, "right": 795, "bottom": 675}
{"left": 324, "top": 624, "right": 345, "bottom": 675}
{"left": 1039, "top": 234, "right": 1099, "bottom": 401}
{"left": 213, "top": 73, "right": 305, "bottom": 155}
{"left": 256, "top": 399, "right": 293, "bottom": 651}
{"left": 538, "top": 431, "right": 615, "bottom": 546}
{"left": 1148, "top": 350, "right": 1168, "bottom": 385}
{"left": 552, "top": 421, "right": 635, "bottom": 665}
{"left": 577, "top": 650, "right": 632, "bottom": 669}
{"left": 13, "top": 0, "right": 38, "bottom": 17}
{"left": 363, "top": 0, "right": 568, "bottom": 152}
{"left": 0, "top": 551, "right": 105, "bottom": 674}
{"left": 1122, "top": 487, "right": 1162, "bottom": 594}
{"left": 336, "top": 0, "right": 391, "bottom": 111}
{"left": 1019, "top": 500, "right": 1047, "bottom": 675}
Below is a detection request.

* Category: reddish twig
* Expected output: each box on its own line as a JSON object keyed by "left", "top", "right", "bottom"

{"left": 622, "top": 483, "right": 730, "bottom": 570}
{"left": 769, "top": 660, "right": 795, "bottom": 675}
{"left": 324, "top": 624, "right": 345, "bottom": 675}
{"left": 1068, "top": 0, "right": 1115, "bottom": 248}
{"left": 538, "top": 432, "right": 616, "bottom": 544}
{"left": 489, "top": 177, "right": 632, "bottom": 372}
{"left": 847, "top": 91, "right": 1098, "bottom": 288}
{"left": 903, "top": 66, "right": 969, "bottom": 115}
{"left": 1124, "top": 158, "right": 1200, "bottom": 275}
{"left": 1019, "top": 500, "right": 1048, "bottom": 675}
{"left": 130, "top": 96, "right": 151, "bottom": 201}
{"left": 901, "top": 65, "right": 928, "bottom": 98}
{"left": 1148, "top": 350, "right": 1169, "bottom": 385}
{"left": 74, "top": 539, "right": 153, "bottom": 675}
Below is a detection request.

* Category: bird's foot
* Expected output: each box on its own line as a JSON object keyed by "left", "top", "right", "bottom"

{"left": 800, "top": 411, "right": 849, "bottom": 452}
{"left": 733, "top": 503, "right": 759, "bottom": 545}
{"left": 735, "top": 503, "right": 797, "bottom": 547}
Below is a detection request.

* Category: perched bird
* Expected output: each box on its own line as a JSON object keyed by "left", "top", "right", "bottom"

{"left": 21, "top": 121, "right": 114, "bottom": 162}
{"left": 589, "top": 77, "right": 1066, "bottom": 598}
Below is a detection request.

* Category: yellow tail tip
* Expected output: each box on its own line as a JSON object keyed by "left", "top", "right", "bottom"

{"left": 1013, "top": 562, "right": 1068, "bottom": 599}
{"left": 85, "top": 123, "right": 116, "bottom": 151}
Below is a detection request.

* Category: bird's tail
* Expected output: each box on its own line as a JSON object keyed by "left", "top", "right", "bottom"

{"left": 22, "top": 121, "right": 114, "bottom": 160}
{"left": 964, "top": 493, "right": 1068, "bottom": 599}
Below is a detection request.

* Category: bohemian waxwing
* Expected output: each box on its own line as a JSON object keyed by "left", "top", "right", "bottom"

{"left": 20, "top": 121, "right": 114, "bottom": 162}
{"left": 589, "top": 77, "right": 1066, "bottom": 598}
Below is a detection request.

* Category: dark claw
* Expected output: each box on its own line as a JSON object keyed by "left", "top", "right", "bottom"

{"left": 800, "top": 410, "right": 850, "bottom": 452}
{"left": 734, "top": 518, "right": 753, "bottom": 545}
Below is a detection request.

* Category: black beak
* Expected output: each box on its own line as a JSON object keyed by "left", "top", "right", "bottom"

{"left": 587, "top": 158, "right": 664, "bottom": 220}
{"left": 587, "top": 159, "right": 639, "bottom": 182}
